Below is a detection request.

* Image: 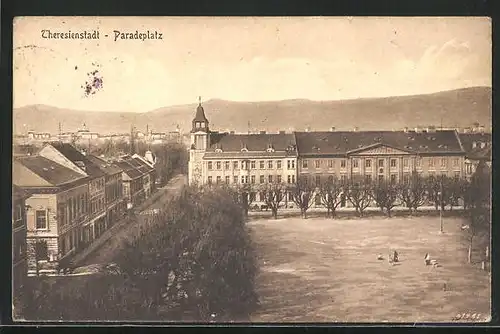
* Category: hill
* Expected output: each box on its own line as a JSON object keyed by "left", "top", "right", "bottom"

{"left": 13, "top": 86, "right": 492, "bottom": 135}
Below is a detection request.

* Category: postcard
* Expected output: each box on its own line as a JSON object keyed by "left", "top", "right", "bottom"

{"left": 12, "top": 16, "right": 491, "bottom": 323}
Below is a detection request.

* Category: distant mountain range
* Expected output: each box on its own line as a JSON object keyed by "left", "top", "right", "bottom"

{"left": 13, "top": 86, "right": 492, "bottom": 135}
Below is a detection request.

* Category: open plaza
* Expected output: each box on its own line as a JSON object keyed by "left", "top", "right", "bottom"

{"left": 249, "top": 215, "right": 490, "bottom": 323}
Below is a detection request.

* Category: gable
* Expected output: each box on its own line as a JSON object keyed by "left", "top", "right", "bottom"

{"left": 38, "top": 145, "right": 88, "bottom": 176}
{"left": 349, "top": 144, "right": 413, "bottom": 156}
{"left": 12, "top": 161, "right": 53, "bottom": 187}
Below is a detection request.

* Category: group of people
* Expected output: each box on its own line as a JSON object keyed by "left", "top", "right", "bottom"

{"left": 377, "top": 251, "right": 435, "bottom": 266}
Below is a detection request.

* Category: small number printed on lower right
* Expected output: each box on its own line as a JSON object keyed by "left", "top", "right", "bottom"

{"left": 452, "top": 312, "right": 490, "bottom": 322}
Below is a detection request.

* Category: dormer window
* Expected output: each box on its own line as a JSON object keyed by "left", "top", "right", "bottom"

{"left": 266, "top": 144, "right": 275, "bottom": 153}
{"left": 241, "top": 147, "right": 248, "bottom": 152}
{"left": 215, "top": 148, "right": 223, "bottom": 153}
{"left": 200, "top": 122, "right": 205, "bottom": 128}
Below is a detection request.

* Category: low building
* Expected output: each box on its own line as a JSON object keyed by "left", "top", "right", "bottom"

{"left": 86, "top": 155, "right": 126, "bottom": 228}
{"left": 12, "top": 185, "right": 30, "bottom": 301}
{"left": 13, "top": 156, "right": 89, "bottom": 274}
{"left": 113, "top": 160, "right": 144, "bottom": 209}
{"left": 131, "top": 154, "right": 157, "bottom": 196}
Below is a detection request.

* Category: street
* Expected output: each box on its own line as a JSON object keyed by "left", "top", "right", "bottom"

{"left": 76, "top": 174, "right": 187, "bottom": 267}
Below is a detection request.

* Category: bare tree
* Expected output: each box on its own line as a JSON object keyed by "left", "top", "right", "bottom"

{"left": 289, "top": 177, "right": 315, "bottom": 219}
{"left": 346, "top": 179, "right": 372, "bottom": 217}
{"left": 396, "top": 172, "right": 426, "bottom": 214}
{"left": 318, "top": 178, "right": 343, "bottom": 218}
{"left": 426, "top": 176, "right": 442, "bottom": 210}
{"left": 259, "top": 182, "right": 286, "bottom": 219}
{"left": 372, "top": 180, "right": 399, "bottom": 217}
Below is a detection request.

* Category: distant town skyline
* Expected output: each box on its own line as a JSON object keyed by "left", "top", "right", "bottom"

{"left": 14, "top": 17, "right": 491, "bottom": 113}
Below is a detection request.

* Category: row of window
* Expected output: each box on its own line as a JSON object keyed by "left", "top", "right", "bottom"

{"left": 302, "top": 157, "right": 460, "bottom": 169}
{"left": 91, "top": 197, "right": 106, "bottom": 215}
{"left": 90, "top": 178, "right": 106, "bottom": 192}
{"left": 207, "top": 159, "right": 295, "bottom": 171}
{"left": 207, "top": 170, "right": 462, "bottom": 188}
{"left": 106, "top": 183, "right": 123, "bottom": 202}
{"left": 61, "top": 192, "right": 89, "bottom": 228}
{"left": 208, "top": 174, "right": 296, "bottom": 185}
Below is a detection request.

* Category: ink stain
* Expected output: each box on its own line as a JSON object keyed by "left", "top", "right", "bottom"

{"left": 82, "top": 68, "right": 104, "bottom": 97}
{"left": 75, "top": 66, "right": 78, "bottom": 70}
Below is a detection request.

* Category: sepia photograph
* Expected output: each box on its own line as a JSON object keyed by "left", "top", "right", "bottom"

{"left": 12, "top": 16, "right": 491, "bottom": 323}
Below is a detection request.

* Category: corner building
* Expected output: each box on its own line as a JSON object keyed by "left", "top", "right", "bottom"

{"left": 188, "top": 100, "right": 298, "bottom": 203}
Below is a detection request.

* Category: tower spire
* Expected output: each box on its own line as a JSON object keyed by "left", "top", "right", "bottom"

{"left": 198, "top": 96, "right": 202, "bottom": 105}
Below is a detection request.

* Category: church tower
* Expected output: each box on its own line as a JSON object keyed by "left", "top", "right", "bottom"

{"left": 189, "top": 97, "right": 210, "bottom": 185}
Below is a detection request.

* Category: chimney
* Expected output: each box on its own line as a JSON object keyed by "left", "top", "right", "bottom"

{"left": 414, "top": 127, "right": 420, "bottom": 133}
{"left": 305, "top": 127, "right": 311, "bottom": 132}
{"left": 403, "top": 127, "right": 409, "bottom": 133}
{"left": 259, "top": 130, "right": 266, "bottom": 134}
{"left": 479, "top": 125, "right": 485, "bottom": 134}
{"left": 230, "top": 131, "right": 235, "bottom": 135}
{"left": 279, "top": 130, "right": 285, "bottom": 134}
{"left": 353, "top": 127, "right": 359, "bottom": 132}
{"left": 330, "top": 127, "right": 336, "bottom": 132}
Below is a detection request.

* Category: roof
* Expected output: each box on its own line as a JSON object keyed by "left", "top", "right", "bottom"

{"left": 295, "top": 130, "right": 464, "bottom": 156}
{"left": 113, "top": 160, "right": 142, "bottom": 179}
{"left": 458, "top": 133, "right": 492, "bottom": 160}
{"left": 12, "top": 185, "right": 30, "bottom": 201}
{"left": 85, "top": 155, "right": 123, "bottom": 175}
{"left": 193, "top": 103, "right": 209, "bottom": 123}
{"left": 208, "top": 133, "right": 297, "bottom": 153}
{"left": 15, "top": 156, "right": 87, "bottom": 186}
{"left": 132, "top": 157, "right": 155, "bottom": 172}
{"left": 48, "top": 142, "right": 106, "bottom": 178}
{"left": 50, "top": 142, "right": 87, "bottom": 161}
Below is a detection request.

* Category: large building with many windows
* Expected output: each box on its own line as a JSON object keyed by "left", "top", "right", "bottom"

{"left": 295, "top": 130, "right": 466, "bottom": 185}
{"left": 188, "top": 100, "right": 298, "bottom": 191}
{"left": 188, "top": 101, "right": 471, "bottom": 203}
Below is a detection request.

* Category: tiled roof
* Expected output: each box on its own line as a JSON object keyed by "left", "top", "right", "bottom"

{"left": 295, "top": 130, "right": 464, "bottom": 156}
{"left": 15, "top": 156, "right": 87, "bottom": 186}
{"left": 113, "top": 160, "right": 142, "bottom": 179}
{"left": 85, "top": 155, "right": 123, "bottom": 175}
{"left": 49, "top": 142, "right": 106, "bottom": 178}
{"left": 208, "top": 133, "right": 297, "bottom": 153}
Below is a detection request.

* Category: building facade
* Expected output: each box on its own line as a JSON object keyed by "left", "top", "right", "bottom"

{"left": 86, "top": 155, "right": 125, "bottom": 228}
{"left": 39, "top": 143, "right": 107, "bottom": 246}
{"left": 13, "top": 156, "right": 89, "bottom": 274}
{"left": 296, "top": 130, "right": 465, "bottom": 184}
{"left": 188, "top": 102, "right": 469, "bottom": 208}
{"left": 188, "top": 100, "right": 298, "bottom": 204}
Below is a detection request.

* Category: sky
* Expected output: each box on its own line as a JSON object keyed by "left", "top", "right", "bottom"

{"left": 13, "top": 17, "right": 491, "bottom": 112}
